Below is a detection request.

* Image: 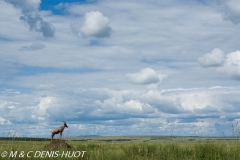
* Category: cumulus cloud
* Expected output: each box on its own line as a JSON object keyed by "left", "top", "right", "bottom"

{"left": 198, "top": 48, "right": 225, "bottom": 67}
{"left": 199, "top": 49, "right": 240, "bottom": 80}
{"left": 5, "top": 0, "right": 55, "bottom": 37}
{"left": 93, "top": 99, "right": 154, "bottom": 117}
{"left": 77, "top": 11, "right": 111, "bottom": 38}
{"left": 35, "top": 96, "right": 56, "bottom": 118}
{"left": 126, "top": 68, "right": 166, "bottom": 85}
{"left": 217, "top": 0, "right": 240, "bottom": 24}
{"left": 1, "top": 85, "right": 240, "bottom": 137}
{"left": 0, "top": 117, "right": 11, "bottom": 125}
{"left": 81, "top": 11, "right": 111, "bottom": 38}
{"left": 194, "top": 105, "right": 219, "bottom": 114}
{"left": 140, "top": 90, "right": 186, "bottom": 114}
{"left": 18, "top": 43, "right": 45, "bottom": 51}
{"left": 218, "top": 50, "right": 240, "bottom": 79}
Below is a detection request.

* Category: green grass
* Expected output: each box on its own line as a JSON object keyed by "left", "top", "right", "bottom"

{"left": 1, "top": 137, "right": 240, "bottom": 159}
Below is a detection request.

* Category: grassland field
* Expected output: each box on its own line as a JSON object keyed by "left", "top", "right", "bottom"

{"left": 1, "top": 136, "right": 240, "bottom": 160}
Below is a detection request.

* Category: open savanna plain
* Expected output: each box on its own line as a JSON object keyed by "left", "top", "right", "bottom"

{"left": 1, "top": 136, "right": 240, "bottom": 160}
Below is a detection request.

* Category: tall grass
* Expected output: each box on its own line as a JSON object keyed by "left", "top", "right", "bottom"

{"left": 1, "top": 138, "right": 240, "bottom": 160}
{"left": 76, "top": 140, "right": 240, "bottom": 160}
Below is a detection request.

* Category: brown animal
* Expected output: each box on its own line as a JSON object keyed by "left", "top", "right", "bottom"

{"left": 51, "top": 121, "right": 68, "bottom": 141}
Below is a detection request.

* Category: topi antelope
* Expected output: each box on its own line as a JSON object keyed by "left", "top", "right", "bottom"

{"left": 51, "top": 121, "right": 68, "bottom": 141}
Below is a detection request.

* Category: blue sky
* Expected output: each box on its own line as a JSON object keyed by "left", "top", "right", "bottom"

{"left": 1, "top": 0, "right": 240, "bottom": 138}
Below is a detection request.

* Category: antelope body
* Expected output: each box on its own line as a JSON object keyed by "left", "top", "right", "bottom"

{"left": 51, "top": 122, "right": 68, "bottom": 141}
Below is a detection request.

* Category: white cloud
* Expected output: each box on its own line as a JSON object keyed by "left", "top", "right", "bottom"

{"left": 194, "top": 105, "right": 219, "bottom": 114}
{"left": 80, "top": 11, "right": 112, "bottom": 38}
{"left": 5, "top": 0, "right": 55, "bottom": 37}
{"left": 0, "top": 117, "right": 11, "bottom": 125}
{"left": 219, "top": 115, "right": 226, "bottom": 119}
{"left": 199, "top": 49, "right": 240, "bottom": 80}
{"left": 123, "top": 100, "right": 155, "bottom": 114}
{"left": 1, "top": 85, "right": 240, "bottom": 137}
{"left": 198, "top": 48, "right": 225, "bottom": 67}
{"left": 217, "top": 0, "right": 240, "bottom": 24}
{"left": 124, "top": 100, "right": 143, "bottom": 111}
{"left": 218, "top": 50, "right": 240, "bottom": 79}
{"left": 37, "top": 96, "right": 55, "bottom": 116}
{"left": 67, "top": 10, "right": 113, "bottom": 38}
{"left": 90, "top": 91, "right": 156, "bottom": 118}
{"left": 140, "top": 90, "right": 183, "bottom": 114}
{"left": 126, "top": 68, "right": 166, "bottom": 85}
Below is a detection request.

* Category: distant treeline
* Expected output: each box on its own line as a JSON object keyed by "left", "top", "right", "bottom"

{"left": 0, "top": 137, "right": 49, "bottom": 141}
